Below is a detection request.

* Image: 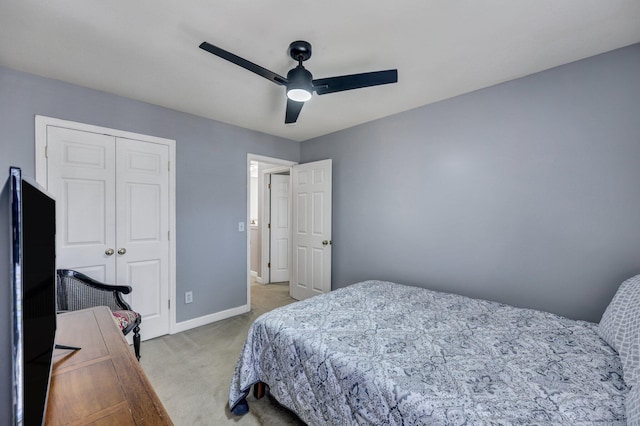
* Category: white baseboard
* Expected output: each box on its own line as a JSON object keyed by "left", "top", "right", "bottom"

{"left": 171, "top": 304, "right": 250, "bottom": 334}
{"left": 250, "top": 270, "right": 258, "bottom": 277}
{"left": 256, "top": 276, "right": 264, "bottom": 284}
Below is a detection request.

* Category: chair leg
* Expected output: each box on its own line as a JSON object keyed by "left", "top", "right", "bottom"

{"left": 133, "top": 325, "right": 141, "bottom": 361}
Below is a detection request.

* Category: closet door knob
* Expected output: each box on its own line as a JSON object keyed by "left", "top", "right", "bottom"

{"left": 117, "top": 248, "right": 127, "bottom": 255}
{"left": 105, "top": 248, "right": 115, "bottom": 256}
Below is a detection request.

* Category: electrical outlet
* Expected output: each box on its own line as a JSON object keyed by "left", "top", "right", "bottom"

{"left": 185, "top": 291, "right": 193, "bottom": 304}
{"left": 238, "top": 221, "right": 245, "bottom": 232}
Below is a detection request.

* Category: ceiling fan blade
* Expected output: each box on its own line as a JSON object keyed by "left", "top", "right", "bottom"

{"left": 313, "top": 69, "right": 398, "bottom": 95}
{"left": 285, "top": 98, "right": 305, "bottom": 124}
{"left": 199, "top": 42, "right": 287, "bottom": 86}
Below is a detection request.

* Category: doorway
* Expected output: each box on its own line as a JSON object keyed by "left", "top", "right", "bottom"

{"left": 247, "top": 155, "right": 296, "bottom": 308}
{"left": 247, "top": 154, "right": 333, "bottom": 307}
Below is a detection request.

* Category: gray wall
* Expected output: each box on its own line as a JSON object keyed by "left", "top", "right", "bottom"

{"left": 301, "top": 43, "right": 640, "bottom": 323}
{"left": 0, "top": 65, "right": 299, "bottom": 416}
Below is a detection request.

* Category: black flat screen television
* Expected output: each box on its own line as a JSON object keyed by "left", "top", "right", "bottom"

{"left": 10, "top": 167, "right": 58, "bottom": 426}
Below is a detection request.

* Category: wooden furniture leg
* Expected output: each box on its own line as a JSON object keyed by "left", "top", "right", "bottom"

{"left": 133, "top": 325, "right": 141, "bottom": 360}
{"left": 253, "top": 381, "right": 266, "bottom": 399}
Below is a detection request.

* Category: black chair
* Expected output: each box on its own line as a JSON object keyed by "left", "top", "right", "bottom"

{"left": 56, "top": 269, "right": 142, "bottom": 360}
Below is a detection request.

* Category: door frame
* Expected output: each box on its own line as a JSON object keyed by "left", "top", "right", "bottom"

{"left": 34, "top": 115, "right": 178, "bottom": 335}
{"left": 246, "top": 154, "right": 297, "bottom": 308}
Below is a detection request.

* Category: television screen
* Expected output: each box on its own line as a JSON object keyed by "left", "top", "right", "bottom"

{"left": 10, "top": 167, "right": 58, "bottom": 426}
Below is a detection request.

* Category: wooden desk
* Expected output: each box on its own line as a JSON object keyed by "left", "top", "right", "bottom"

{"left": 46, "top": 307, "right": 172, "bottom": 425}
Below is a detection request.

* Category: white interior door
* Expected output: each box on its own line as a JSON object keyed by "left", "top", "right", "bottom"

{"left": 291, "top": 159, "right": 332, "bottom": 300}
{"left": 46, "top": 126, "right": 117, "bottom": 283}
{"left": 45, "top": 126, "right": 171, "bottom": 340}
{"left": 269, "top": 174, "right": 291, "bottom": 283}
{"left": 116, "top": 138, "right": 171, "bottom": 339}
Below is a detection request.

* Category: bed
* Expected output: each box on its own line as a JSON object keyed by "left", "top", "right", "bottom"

{"left": 230, "top": 278, "right": 640, "bottom": 424}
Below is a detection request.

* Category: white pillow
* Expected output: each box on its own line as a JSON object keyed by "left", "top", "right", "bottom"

{"left": 598, "top": 274, "right": 640, "bottom": 385}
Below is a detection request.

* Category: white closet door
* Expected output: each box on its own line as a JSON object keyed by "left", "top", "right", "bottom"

{"left": 46, "top": 126, "right": 171, "bottom": 340}
{"left": 116, "top": 138, "right": 170, "bottom": 339}
{"left": 47, "top": 126, "right": 117, "bottom": 283}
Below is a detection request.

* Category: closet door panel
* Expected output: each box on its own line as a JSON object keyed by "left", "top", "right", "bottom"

{"left": 47, "top": 126, "right": 117, "bottom": 284}
{"left": 116, "top": 138, "right": 170, "bottom": 339}
{"left": 126, "top": 259, "right": 162, "bottom": 321}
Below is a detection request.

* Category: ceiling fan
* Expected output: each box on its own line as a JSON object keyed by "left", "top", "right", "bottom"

{"left": 199, "top": 40, "right": 398, "bottom": 124}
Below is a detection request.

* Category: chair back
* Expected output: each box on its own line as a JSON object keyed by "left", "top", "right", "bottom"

{"left": 56, "top": 270, "right": 123, "bottom": 312}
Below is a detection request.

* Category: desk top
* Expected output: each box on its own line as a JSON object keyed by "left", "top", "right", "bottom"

{"left": 46, "top": 306, "right": 172, "bottom": 425}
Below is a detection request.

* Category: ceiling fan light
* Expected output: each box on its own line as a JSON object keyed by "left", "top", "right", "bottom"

{"left": 287, "top": 88, "right": 312, "bottom": 102}
{"left": 286, "top": 66, "right": 313, "bottom": 102}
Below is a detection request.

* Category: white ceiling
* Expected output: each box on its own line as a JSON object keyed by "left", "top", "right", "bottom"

{"left": 1, "top": 1, "right": 639, "bottom": 142}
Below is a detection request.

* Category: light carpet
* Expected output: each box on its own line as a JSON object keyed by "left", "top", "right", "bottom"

{"left": 141, "top": 281, "right": 306, "bottom": 425}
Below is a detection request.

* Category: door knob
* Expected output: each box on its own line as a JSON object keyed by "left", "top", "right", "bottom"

{"left": 322, "top": 240, "right": 332, "bottom": 246}
{"left": 105, "top": 248, "right": 115, "bottom": 256}
{"left": 117, "top": 248, "right": 127, "bottom": 255}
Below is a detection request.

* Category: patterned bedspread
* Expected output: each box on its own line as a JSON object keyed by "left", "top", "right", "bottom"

{"left": 229, "top": 280, "right": 628, "bottom": 425}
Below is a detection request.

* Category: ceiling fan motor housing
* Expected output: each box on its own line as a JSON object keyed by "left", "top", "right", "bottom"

{"left": 287, "top": 66, "right": 313, "bottom": 86}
